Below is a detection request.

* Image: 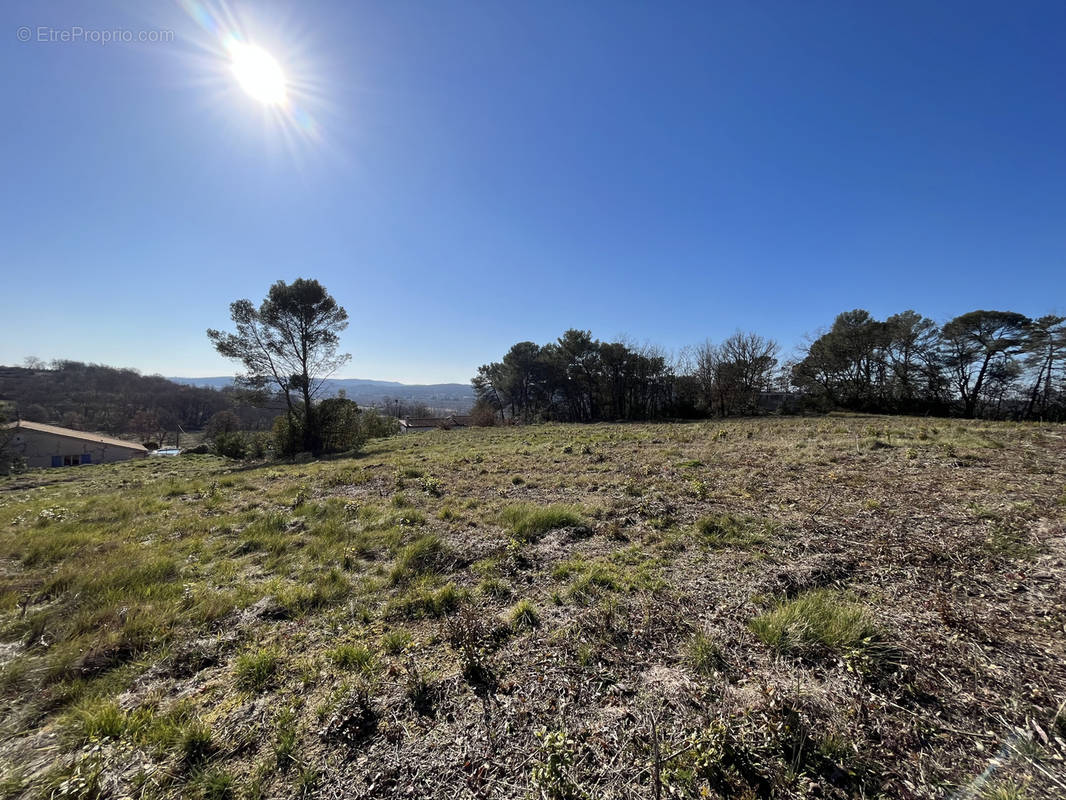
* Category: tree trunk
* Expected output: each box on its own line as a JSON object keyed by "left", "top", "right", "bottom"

{"left": 965, "top": 353, "right": 994, "bottom": 418}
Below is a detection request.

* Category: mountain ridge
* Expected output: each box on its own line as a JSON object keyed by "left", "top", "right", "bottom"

{"left": 169, "top": 376, "right": 475, "bottom": 409}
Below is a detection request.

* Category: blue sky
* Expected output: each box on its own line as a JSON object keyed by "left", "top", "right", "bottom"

{"left": 2, "top": 1, "right": 1064, "bottom": 383}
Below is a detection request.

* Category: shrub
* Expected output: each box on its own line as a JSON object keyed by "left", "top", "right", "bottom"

{"left": 419, "top": 476, "right": 443, "bottom": 497}
{"left": 213, "top": 431, "right": 248, "bottom": 460}
{"left": 498, "top": 504, "right": 587, "bottom": 541}
{"left": 317, "top": 397, "right": 366, "bottom": 454}
{"left": 530, "top": 728, "right": 580, "bottom": 800}
{"left": 749, "top": 590, "right": 884, "bottom": 661}
{"left": 245, "top": 432, "right": 272, "bottom": 459}
{"left": 357, "top": 409, "right": 401, "bottom": 439}
{"left": 205, "top": 410, "right": 240, "bottom": 440}
{"left": 272, "top": 414, "right": 302, "bottom": 458}
{"left": 470, "top": 401, "right": 497, "bottom": 427}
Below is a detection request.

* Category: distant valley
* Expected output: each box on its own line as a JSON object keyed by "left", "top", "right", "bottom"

{"left": 170, "top": 376, "right": 475, "bottom": 411}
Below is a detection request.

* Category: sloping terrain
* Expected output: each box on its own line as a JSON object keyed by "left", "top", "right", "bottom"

{"left": 1, "top": 415, "right": 1064, "bottom": 799}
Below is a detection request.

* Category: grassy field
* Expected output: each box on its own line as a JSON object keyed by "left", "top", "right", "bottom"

{"left": 1, "top": 415, "right": 1064, "bottom": 799}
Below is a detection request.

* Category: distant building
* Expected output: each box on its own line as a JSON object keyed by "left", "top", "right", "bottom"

{"left": 398, "top": 414, "right": 471, "bottom": 433}
{"left": 3, "top": 420, "right": 148, "bottom": 468}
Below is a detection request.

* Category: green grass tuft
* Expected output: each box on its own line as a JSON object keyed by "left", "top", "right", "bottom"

{"left": 180, "top": 720, "right": 215, "bottom": 765}
{"left": 388, "top": 580, "right": 467, "bottom": 619}
{"left": 61, "top": 698, "right": 136, "bottom": 743}
{"left": 189, "top": 767, "right": 236, "bottom": 800}
{"left": 497, "top": 503, "right": 587, "bottom": 540}
{"left": 389, "top": 533, "right": 450, "bottom": 584}
{"left": 695, "top": 514, "right": 769, "bottom": 549}
{"left": 979, "top": 781, "right": 1028, "bottom": 800}
{"left": 749, "top": 590, "right": 885, "bottom": 662}
{"left": 685, "top": 631, "right": 725, "bottom": 676}
{"left": 381, "top": 629, "right": 412, "bottom": 654}
{"left": 233, "top": 648, "right": 280, "bottom": 692}
{"left": 327, "top": 644, "right": 376, "bottom": 673}
{"left": 509, "top": 598, "right": 541, "bottom": 631}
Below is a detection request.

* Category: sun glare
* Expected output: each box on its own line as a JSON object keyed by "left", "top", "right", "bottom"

{"left": 228, "top": 40, "right": 287, "bottom": 105}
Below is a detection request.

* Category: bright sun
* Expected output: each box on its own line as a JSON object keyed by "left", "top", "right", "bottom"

{"left": 228, "top": 41, "right": 287, "bottom": 105}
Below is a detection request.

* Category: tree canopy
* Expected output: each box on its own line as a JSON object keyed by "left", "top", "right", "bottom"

{"left": 208, "top": 278, "right": 350, "bottom": 453}
{"left": 479, "top": 311, "right": 1065, "bottom": 423}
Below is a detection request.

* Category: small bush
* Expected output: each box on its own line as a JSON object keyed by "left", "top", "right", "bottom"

{"left": 749, "top": 590, "right": 885, "bottom": 662}
{"left": 214, "top": 431, "right": 248, "bottom": 460}
{"left": 234, "top": 648, "right": 280, "bottom": 692}
{"left": 419, "top": 476, "right": 443, "bottom": 496}
{"left": 498, "top": 504, "right": 587, "bottom": 541}
{"left": 510, "top": 599, "right": 541, "bottom": 632}
{"left": 530, "top": 728, "right": 580, "bottom": 800}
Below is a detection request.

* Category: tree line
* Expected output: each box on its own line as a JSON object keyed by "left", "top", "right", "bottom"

{"left": 472, "top": 329, "right": 783, "bottom": 423}
{"left": 793, "top": 309, "right": 1064, "bottom": 419}
{"left": 473, "top": 310, "right": 1066, "bottom": 422}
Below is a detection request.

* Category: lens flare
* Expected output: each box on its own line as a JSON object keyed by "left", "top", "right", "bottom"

{"left": 176, "top": 0, "right": 322, "bottom": 144}
{"left": 227, "top": 39, "right": 287, "bottom": 105}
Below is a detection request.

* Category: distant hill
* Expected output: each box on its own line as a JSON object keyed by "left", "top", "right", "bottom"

{"left": 0, "top": 362, "right": 260, "bottom": 436}
{"left": 170, "top": 376, "right": 475, "bottom": 410}
{"left": 0, "top": 362, "right": 475, "bottom": 438}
